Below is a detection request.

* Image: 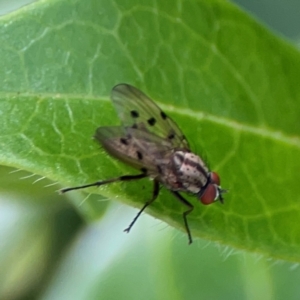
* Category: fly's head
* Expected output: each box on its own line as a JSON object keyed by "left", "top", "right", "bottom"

{"left": 199, "top": 172, "right": 227, "bottom": 205}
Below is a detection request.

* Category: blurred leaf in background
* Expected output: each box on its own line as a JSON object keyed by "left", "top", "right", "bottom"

{"left": 232, "top": 0, "right": 300, "bottom": 40}
{"left": 0, "top": 0, "right": 300, "bottom": 299}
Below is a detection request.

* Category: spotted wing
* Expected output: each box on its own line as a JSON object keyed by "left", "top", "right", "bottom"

{"left": 94, "top": 126, "right": 174, "bottom": 173}
{"left": 111, "top": 84, "right": 190, "bottom": 150}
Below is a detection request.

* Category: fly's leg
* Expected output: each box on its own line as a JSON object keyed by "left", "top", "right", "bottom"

{"left": 124, "top": 179, "right": 160, "bottom": 233}
{"left": 171, "top": 191, "right": 194, "bottom": 244}
{"left": 60, "top": 173, "right": 148, "bottom": 193}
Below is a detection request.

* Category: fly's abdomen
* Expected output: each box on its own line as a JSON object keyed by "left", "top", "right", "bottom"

{"left": 173, "top": 151, "right": 209, "bottom": 194}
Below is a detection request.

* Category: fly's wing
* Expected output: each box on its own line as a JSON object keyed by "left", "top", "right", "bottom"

{"left": 94, "top": 126, "right": 174, "bottom": 173}
{"left": 111, "top": 84, "right": 190, "bottom": 150}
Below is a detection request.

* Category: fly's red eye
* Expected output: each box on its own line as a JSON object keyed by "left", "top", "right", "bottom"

{"left": 200, "top": 184, "right": 217, "bottom": 205}
{"left": 210, "top": 172, "right": 220, "bottom": 186}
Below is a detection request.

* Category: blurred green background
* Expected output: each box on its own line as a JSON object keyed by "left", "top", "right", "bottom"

{"left": 1, "top": 0, "right": 300, "bottom": 300}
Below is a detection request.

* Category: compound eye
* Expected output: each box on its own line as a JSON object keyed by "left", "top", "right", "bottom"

{"left": 200, "top": 184, "right": 217, "bottom": 205}
{"left": 210, "top": 172, "right": 220, "bottom": 186}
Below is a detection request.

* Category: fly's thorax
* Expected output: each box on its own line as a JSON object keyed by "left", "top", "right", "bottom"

{"left": 171, "top": 150, "right": 209, "bottom": 193}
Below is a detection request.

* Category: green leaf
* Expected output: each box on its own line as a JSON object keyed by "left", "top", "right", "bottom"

{"left": 1, "top": 0, "right": 300, "bottom": 262}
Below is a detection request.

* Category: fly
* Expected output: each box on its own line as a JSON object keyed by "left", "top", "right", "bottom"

{"left": 61, "top": 84, "right": 227, "bottom": 244}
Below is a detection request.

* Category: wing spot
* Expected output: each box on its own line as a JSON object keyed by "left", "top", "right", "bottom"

{"left": 168, "top": 133, "right": 175, "bottom": 140}
{"left": 141, "top": 167, "right": 147, "bottom": 173}
{"left": 131, "top": 110, "right": 139, "bottom": 118}
{"left": 160, "top": 111, "right": 167, "bottom": 120}
{"left": 137, "top": 151, "right": 143, "bottom": 160}
{"left": 147, "top": 117, "right": 156, "bottom": 126}
{"left": 120, "top": 138, "right": 128, "bottom": 145}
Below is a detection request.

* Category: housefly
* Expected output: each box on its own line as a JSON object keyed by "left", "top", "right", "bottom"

{"left": 61, "top": 84, "right": 226, "bottom": 244}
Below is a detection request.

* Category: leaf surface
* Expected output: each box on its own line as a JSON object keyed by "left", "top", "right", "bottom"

{"left": 1, "top": 0, "right": 300, "bottom": 261}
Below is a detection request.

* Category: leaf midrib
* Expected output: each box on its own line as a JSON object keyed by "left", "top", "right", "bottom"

{"left": 2, "top": 92, "right": 299, "bottom": 147}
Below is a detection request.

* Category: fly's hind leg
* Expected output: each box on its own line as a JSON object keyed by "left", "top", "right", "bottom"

{"left": 171, "top": 191, "right": 194, "bottom": 244}
{"left": 60, "top": 173, "right": 148, "bottom": 193}
{"left": 124, "top": 179, "right": 160, "bottom": 233}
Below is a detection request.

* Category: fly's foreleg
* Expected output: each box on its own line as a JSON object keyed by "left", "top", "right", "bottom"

{"left": 171, "top": 191, "right": 194, "bottom": 244}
